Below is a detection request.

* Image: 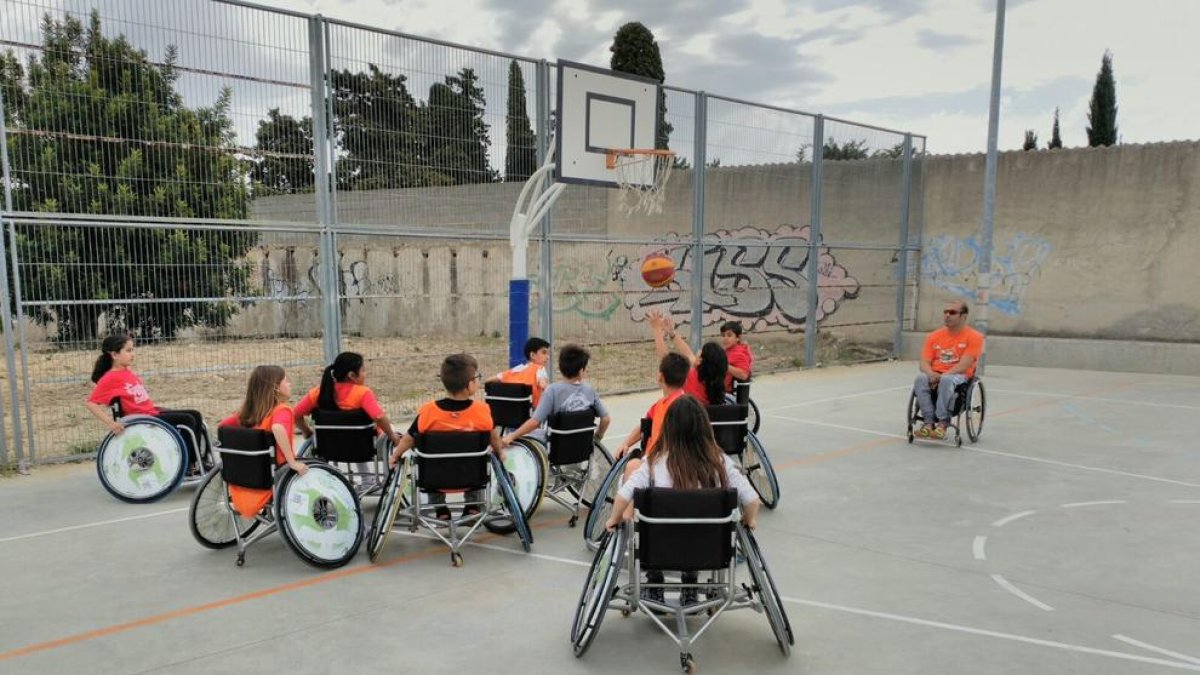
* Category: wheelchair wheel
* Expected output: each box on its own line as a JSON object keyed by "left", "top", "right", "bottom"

{"left": 748, "top": 397, "right": 762, "bottom": 435}
{"left": 965, "top": 380, "right": 986, "bottom": 443}
{"left": 583, "top": 451, "right": 635, "bottom": 551}
{"left": 743, "top": 433, "right": 781, "bottom": 509}
{"left": 189, "top": 467, "right": 259, "bottom": 549}
{"left": 295, "top": 437, "right": 313, "bottom": 459}
{"left": 572, "top": 525, "right": 627, "bottom": 655}
{"left": 739, "top": 526, "right": 792, "bottom": 655}
{"left": 276, "top": 462, "right": 364, "bottom": 569}
{"left": 489, "top": 453, "right": 533, "bottom": 551}
{"left": 367, "top": 459, "right": 409, "bottom": 562}
{"left": 96, "top": 416, "right": 188, "bottom": 503}
{"left": 484, "top": 439, "right": 547, "bottom": 535}
{"left": 906, "top": 391, "right": 919, "bottom": 443}
{"left": 569, "top": 441, "right": 614, "bottom": 507}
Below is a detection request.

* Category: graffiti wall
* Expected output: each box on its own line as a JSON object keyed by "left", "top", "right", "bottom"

{"left": 920, "top": 232, "right": 1051, "bottom": 317}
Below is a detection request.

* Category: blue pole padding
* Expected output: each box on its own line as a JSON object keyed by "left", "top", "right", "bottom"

{"left": 509, "top": 279, "right": 530, "bottom": 368}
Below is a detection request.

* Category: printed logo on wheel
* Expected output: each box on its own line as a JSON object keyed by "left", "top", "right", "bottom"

{"left": 282, "top": 468, "right": 359, "bottom": 559}
{"left": 100, "top": 424, "right": 183, "bottom": 497}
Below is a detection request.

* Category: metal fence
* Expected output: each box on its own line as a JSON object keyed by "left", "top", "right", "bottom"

{"left": 0, "top": 0, "right": 925, "bottom": 465}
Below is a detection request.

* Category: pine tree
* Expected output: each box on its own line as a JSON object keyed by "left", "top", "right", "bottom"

{"left": 1086, "top": 51, "right": 1118, "bottom": 147}
{"left": 426, "top": 67, "right": 497, "bottom": 185}
{"left": 1023, "top": 130, "right": 1038, "bottom": 151}
{"left": 505, "top": 60, "right": 537, "bottom": 182}
{"left": 609, "top": 22, "right": 673, "bottom": 150}
{"left": 1048, "top": 107, "right": 1063, "bottom": 149}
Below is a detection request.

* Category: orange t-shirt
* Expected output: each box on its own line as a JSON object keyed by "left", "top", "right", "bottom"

{"left": 293, "top": 383, "right": 384, "bottom": 420}
{"left": 416, "top": 399, "right": 494, "bottom": 433}
{"left": 922, "top": 326, "right": 984, "bottom": 378}
{"left": 219, "top": 403, "right": 294, "bottom": 518}
{"left": 643, "top": 389, "right": 685, "bottom": 457}
{"left": 498, "top": 363, "right": 546, "bottom": 409}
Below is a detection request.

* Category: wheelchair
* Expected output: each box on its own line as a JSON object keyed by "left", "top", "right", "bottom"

{"left": 543, "top": 409, "right": 614, "bottom": 527}
{"left": 725, "top": 379, "right": 761, "bottom": 435}
{"left": 906, "top": 375, "right": 986, "bottom": 447}
{"left": 483, "top": 381, "right": 549, "bottom": 531}
{"left": 96, "top": 400, "right": 214, "bottom": 503}
{"left": 188, "top": 425, "right": 364, "bottom": 568}
{"left": 296, "top": 408, "right": 391, "bottom": 498}
{"left": 571, "top": 487, "right": 792, "bottom": 673}
{"left": 366, "top": 430, "right": 532, "bottom": 567}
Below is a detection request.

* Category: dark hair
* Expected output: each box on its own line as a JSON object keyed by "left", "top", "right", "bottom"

{"left": 237, "top": 365, "right": 287, "bottom": 428}
{"left": 440, "top": 353, "right": 478, "bottom": 394}
{"left": 659, "top": 352, "right": 690, "bottom": 388}
{"left": 696, "top": 342, "right": 729, "bottom": 405}
{"left": 959, "top": 301, "right": 969, "bottom": 315}
{"left": 318, "top": 351, "right": 364, "bottom": 410}
{"left": 651, "top": 395, "right": 728, "bottom": 490}
{"left": 91, "top": 332, "right": 133, "bottom": 383}
{"left": 524, "top": 336, "right": 550, "bottom": 361}
{"left": 558, "top": 343, "right": 590, "bottom": 379}
{"left": 719, "top": 321, "right": 743, "bottom": 337}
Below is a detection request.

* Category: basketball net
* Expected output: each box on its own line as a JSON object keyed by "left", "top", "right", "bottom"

{"left": 607, "top": 149, "right": 675, "bottom": 216}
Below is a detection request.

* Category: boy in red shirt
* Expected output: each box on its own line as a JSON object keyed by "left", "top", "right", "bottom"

{"left": 720, "top": 321, "right": 753, "bottom": 392}
{"left": 914, "top": 301, "right": 985, "bottom": 438}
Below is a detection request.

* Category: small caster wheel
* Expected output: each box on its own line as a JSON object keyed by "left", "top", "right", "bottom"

{"left": 236, "top": 553, "right": 245, "bottom": 567}
{"left": 955, "top": 432, "right": 963, "bottom": 448}
{"left": 568, "top": 515, "right": 578, "bottom": 528}
{"left": 450, "top": 552, "right": 464, "bottom": 567}
{"left": 906, "top": 431, "right": 913, "bottom": 444}
{"left": 621, "top": 608, "right": 631, "bottom": 617}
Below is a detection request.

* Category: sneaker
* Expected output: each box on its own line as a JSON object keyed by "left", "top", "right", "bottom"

{"left": 435, "top": 506, "right": 452, "bottom": 521}
{"left": 679, "top": 587, "right": 700, "bottom": 606}
{"left": 933, "top": 424, "right": 947, "bottom": 440}
{"left": 641, "top": 586, "right": 666, "bottom": 605}
{"left": 460, "top": 505, "right": 482, "bottom": 520}
{"left": 917, "top": 424, "right": 933, "bottom": 438}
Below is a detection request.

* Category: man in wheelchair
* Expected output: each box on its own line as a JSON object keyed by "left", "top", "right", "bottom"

{"left": 914, "top": 300, "right": 984, "bottom": 439}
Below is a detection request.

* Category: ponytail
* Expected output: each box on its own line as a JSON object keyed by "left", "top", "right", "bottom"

{"left": 697, "top": 342, "right": 728, "bottom": 405}
{"left": 90, "top": 353, "right": 114, "bottom": 384}
{"left": 317, "top": 365, "right": 338, "bottom": 410}
{"left": 318, "top": 351, "right": 365, "bottom": 411}
{"left": 91, "top": 332, "right": 133, "bottom": 383}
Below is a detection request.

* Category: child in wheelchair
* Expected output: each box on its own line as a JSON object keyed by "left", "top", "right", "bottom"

{"left": 488, "top": 336, "right": 551, "bottom": 409}
{"left": 606, "top": 395, "right": 760, "bottom": 606}
{"left": 720, "top": 320, "right": 753, "bottom": 393}
{"left": 613, "top": 352, "right": 690, "bottom": 479}
{"left": 647, "top": 310, "right": 729, "bottom": 406}
{"left": 388, "top": 353, "right": 505, "bottom": 521}
{"left": 499, "top": 343, "right": 611, "bottom": 447}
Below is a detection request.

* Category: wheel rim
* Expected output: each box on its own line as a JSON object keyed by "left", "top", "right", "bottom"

{"left": 498, "top": 442, "right": 544, "bottom": 518}
{"left": 578, "top": 443, "right": 613, "bottom": 507}
{"left": 742, "top": 529, "right": 790, "bottom": 654}
{"left": 370, "top": 464, "right": 404, "bottom": 560}
{"left": 99, "top": 422, "right": 184, "bottom": 499}
{"left": 968, "top": 383, "right": 985, "bottom": 441}
{"left": 280, "top": 466, "right": 361, "bottom": 563}
{"left": 192, "top": 470, "right": 255, "bottom": 547}
{"left": 585, "top": 464, "right": 622, "bottom": 547}
{"left": 573, "top": 527, "right": 623, "bottom": 653}
{"left": 743, "top": 435, "right": 777, "bottom": 507}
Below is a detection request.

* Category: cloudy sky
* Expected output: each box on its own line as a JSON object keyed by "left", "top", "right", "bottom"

{"left": 242, "top": 0, "right": 1198, "bottom": 154}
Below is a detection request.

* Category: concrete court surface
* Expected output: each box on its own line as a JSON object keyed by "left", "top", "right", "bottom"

{"left": 1, "top": 360, "right": 1198, "bottom": 674}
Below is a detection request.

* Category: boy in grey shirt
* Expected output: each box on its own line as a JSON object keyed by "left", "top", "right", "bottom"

{"left": 501, "top": 344, "right": 611, "bottom": 446}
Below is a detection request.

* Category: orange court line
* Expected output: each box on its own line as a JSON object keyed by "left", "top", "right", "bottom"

{"left": 987, "top": 379, "right": 1141, "bottom": 421}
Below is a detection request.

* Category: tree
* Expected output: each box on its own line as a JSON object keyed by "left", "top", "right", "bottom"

{"left": 426, "top": 67, "right": 497, "bottom": 185}
{"left": 610, "top": 22, "right": 673, "bottom": 150}
{"left": 505, "top": 60, "right": 537, "bottom": 182}
{"left": 1086, "top": 51, "right": 1118, "bottom": 147}
{"left": 251, "top": 108, "right": 313, "bottom": 195}
{"left": 822, "top": 138, "right": 870, "bottom": 160}
{"left": 1022, "top": 129, "right": 1038, "bottom": 151}
{"left": 1048, "top": 107, "right": 1063, "bottom": 149}
{"left": 0, "top": 11, "right": 254, "bottom": 342}
{"left": 872, "top": 142, "right": 906, "bottom": 159}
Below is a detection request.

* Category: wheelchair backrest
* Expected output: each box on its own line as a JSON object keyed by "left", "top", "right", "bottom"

{"left": 705, "top": 404, "right": 749, "bottom": 456}
{"left": 638, "top": 417, "right": 653, "bottom": 452}
{"left": 216, "top": 426, "right": 275, "bottom": 490}
{"left": 546, "top": 409, "right": 597, "bottom": 466}
{"left": 484, "top": 381, "right": 534, "bottom": 429}
{"left": 108, "top": 398, "right": 124, "bottom": 420}
{"left": 311, "top": 408, "right": 377, "bottom": 463}
{"left": 414, "top": 431, "right": 491, "bottom": 491}
{"left": 634, "top": 487, "right": 738, "bottom": 572}
{"left": 732, "top": 379, "right": 751, "bottom": 405}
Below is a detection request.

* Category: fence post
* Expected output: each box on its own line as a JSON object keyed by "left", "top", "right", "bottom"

{"left": 0, "top": 84, "right": 22, "bottom": 467}
{"left": 309, "top": 15, "right": 339, "bottom": 363}
{"left": 893, "top": 133, "right": 914, "bottom": 359}
{"left": 805, "top": 114, "right": 824, "bottom": 369}
{"left": 690, "top": 93, "right": 707, "bottom": 349}
{"left": 536, "top": 59, "right": 553, "bottom": 371}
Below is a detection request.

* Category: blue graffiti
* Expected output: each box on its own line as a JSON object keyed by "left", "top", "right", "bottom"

{"left": 920, "top": 233, "right": 1051, "bottom": 316}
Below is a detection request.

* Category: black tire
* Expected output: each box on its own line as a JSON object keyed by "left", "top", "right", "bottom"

{"left": 743, "top": 433, "right": 781, "bottom": 509}
{"left": 906, "top": 391, "right": 919, "bottom": 443}
{"left": 966, "top": 380, "right": 986, "bottom": 443}
{"left": 96, "top": 416, "right": 189, "bottom": 503}
{"left": 583, "top": 451, "right": 635, "bottom": 551}
{"left": 368, "top": 459, "right": 408, "bottom": 562}
{"left": 489, "top": 453, "right": 533, "bottom": 551}
{"left": 568, "top": 441, "right": 615, "bottom": 507}
{"left": 484, "top": 439, "right": 547, "bottom": 535}
{"left": 739, "top": 525, "right": 792, "bottom": 654}
{"left": 276, "top": 462, "right": 364, "bottom": 569}
{"left": 572, "top": 525, "right": 627, "bottom": 655}
{"left": 189, "top": 467, "right": 259, "bottom": 549}
{"left": 748, "top": 397, "right": 762, "bottom": 435}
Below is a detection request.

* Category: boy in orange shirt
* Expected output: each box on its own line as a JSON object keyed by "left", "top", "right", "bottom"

{"left": 488, "top": 337, "right": 550, "bottom": 409}
{"left": 613, "top": 352, "right": 691, "bottom": 480}
{"left": 914, "top": 300, "right": 985, "bottom": 438}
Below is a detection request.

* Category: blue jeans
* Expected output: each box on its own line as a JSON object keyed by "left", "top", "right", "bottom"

{"left": 913, "top": 373, "right": 967, "bottom": 424}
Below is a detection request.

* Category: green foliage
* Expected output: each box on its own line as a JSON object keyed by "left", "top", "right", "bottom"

{"left": 609, "top": 22, "right": 673, "bottom": 150}
{"left": 872, "top": 142, "right": 906, "bottom": 159}
{"left": 822, "top": 138, "right": 870, "bottom": 160}
{"left": 1049, "top": 107, "right": 1063, "bottom": 149}
{"left": 427, "top": 68, "right": 497, "bottom": 185}
{"left": 1023, "top": 129, "right": 1038, "bottom": 151}
{"left": 505, "top": 60, "right": 537, "bottom": 182}
{"left": 251, "top": 108, "right": 313, "bottom": 195}
{"left": 1086, "top": 51, "right": 1118, "bottom": 147}
{"left": 0, "top": 11, "right": 255, "bottom": 343}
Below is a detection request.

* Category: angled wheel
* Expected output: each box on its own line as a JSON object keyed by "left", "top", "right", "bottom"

{"left": 276, "top": 462, "right": 364, "bottom": 569}
{"left": 568, "top": 441, "right": 615, "bottom": 507}
{"left": 748, "top": 397, "right": 761, "bottom": 435}
{"left": 484, "top": 439, "right": 547, "bottom": 534}
{"left": 489, "top": 453, "right": 533, "bottom": 551}
{"left": 96, "top": 416, "right": 189, "bottom": 503}
{"left": 583, "top": 451, "right": 635, "bottom": 551}
{"left": 189, "top": 467, "right": 259, "bottom": 549}
{"left": 295, "top": 437, "right": 314, "bottom": 459}
{"left": 966, "top": 380, "right": 986, "bottom": 443}
{"left": 368, "top": 459, "right": 408, "bottom": 562}
{"left": 906, "top": 390, "right": 918, "bottom": 443}
{"left": 743, "top": 433, "right": 780, "bottom": 509}
{"left": 572, "top": 525, "right": 627, "bottom": 656}
{"left": 739, "top": 525, "right": 793, "bottom": 654}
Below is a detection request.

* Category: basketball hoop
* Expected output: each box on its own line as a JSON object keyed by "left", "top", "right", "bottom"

{"left": 605, "top": 148, "right": 675, "bottom": 216}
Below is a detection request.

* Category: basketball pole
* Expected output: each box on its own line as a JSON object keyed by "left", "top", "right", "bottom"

{"left": 976, "top": 0, "right": 1006, "bottom": 376}
{"left": 508, "top": 149, "right": 565, "bottom": 367}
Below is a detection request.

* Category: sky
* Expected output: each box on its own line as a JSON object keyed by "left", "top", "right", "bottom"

{"left": 239, "top": 0, "right": 1198, "bottom": 155}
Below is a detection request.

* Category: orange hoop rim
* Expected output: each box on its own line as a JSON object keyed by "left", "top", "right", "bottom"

{"left": 605, "top": 148, "right": 676, "bottom": 170}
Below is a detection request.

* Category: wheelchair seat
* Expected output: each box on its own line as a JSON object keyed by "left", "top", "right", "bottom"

{"left": 540, "top": 409, "right": 612, "bottom": 528}
{"left": 706, "top": 403, "right": 750, "bottom": 456}
{"left": 414, "top": 431, "right": 491, "bottom": 494}
{"left": 636, "top": 487, "right": 738, "bottom": 573}
{"left": 484, "top": 381, "right": 534, "bottom": 430}
{"left": 310, "top": 408, "right": 378, "bottom": 463}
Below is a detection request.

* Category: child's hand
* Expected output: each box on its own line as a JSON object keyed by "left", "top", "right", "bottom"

{"left": 388, "top": 432, "right": 404, "bottom": 448}
{"left": 647, "top": 310, "right": 665, "bottom": 334}
{"left": 289, "top": 460, "right": 308, "bottom": 476}
{"left": 387, "top": 451, "right": 400, "bottom": 468}
{"left": 499, "top": 434, "right": 512, "bottom": 448}
{"left": 604, "top": 515, "right": 622, "bottom": 532}
{"left": 109, "top": 421, "right": 125, "bottom": 436}
{"left": 742, "top": 516, "right": 757, "bottom": 531}
{"left": 614, "top": 443, "right": 629, "bottom": 458}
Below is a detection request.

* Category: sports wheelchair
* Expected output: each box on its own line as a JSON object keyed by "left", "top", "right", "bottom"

{"left": 296, "top": 409, "right": 391, "bottom": 498}
{"left": 906, "top": 375, "right": 986, "bottom": 447}
{"left": 366, "top": 430, "right": 532, "bottom": 567}
{"left": 572, "top": 488, "right": 792, "bottom": 673}
{"left": 188, "top": 425, "right": 364, "bottom": 568}
{"left": 96, "top": 400, "right": 214, "bottom": 503}
{"left": 483, "top": 381, "right": 549, "bottom": 530}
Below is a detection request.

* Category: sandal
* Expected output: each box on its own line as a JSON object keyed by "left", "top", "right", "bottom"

{"left": 932, "top": 424, "right": 947, "bottom": 440}
{"left": 917, "top": 424, "right": 932, "bottom": 438}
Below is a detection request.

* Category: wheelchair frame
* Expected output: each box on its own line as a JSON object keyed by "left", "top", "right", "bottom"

{"left": 297, "top": 410, "right": 392, "bottom": 499}
{"left": 542, "top": 413, "right": 614, "bottom": 528}
{"left": 907, "top": 376, "right": 986, "bottom": 447}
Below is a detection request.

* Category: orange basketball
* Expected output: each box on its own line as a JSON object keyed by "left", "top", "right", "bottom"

{"left": 641, "top": 253, "right": 676, "bottom": 288}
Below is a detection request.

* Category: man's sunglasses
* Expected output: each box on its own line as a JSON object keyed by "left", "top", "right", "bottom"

{"left": 943, "top": 309, "right": 961, "bottom": 316}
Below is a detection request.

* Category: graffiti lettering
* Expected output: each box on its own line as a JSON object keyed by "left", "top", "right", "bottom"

{"left": 920, "top": 233, "right": 1050, "bottom": 316}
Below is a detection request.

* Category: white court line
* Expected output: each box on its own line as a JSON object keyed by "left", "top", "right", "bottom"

{"left": 972, "top": 535, "right": 987, "bottom": 561}
{"left": 1062, "top": 500, "right": 1127, "bottom": 509}
{"left": 0, "top": 507, "right": 188, "bottom": 544}
{"left": 762, "top": 386, "right": 909, "bottom": 413}
{"left": 1113, "top": 634, "right": 1200, "bottom": 666}
{"left": 991, "top": 574, "right": 1054, "bottom": 611}
{"left": 767, "top": 413, "right": 1200, "bottom": 489}
{"left": 993, "top": 510, "right": 1037, "bottom": 528}
{"left": 1169, "top": 499, "right": 1200, "bottom": 504}
{"left": 990, "top": 388, "right": 1200, "bottom": 411}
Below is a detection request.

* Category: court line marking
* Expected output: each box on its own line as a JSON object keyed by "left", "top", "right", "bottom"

{"left": 1062, "top": 500, "right": 1127, "bottom": 509}
{"left": 972, "top": 535, "right": 987, "bottom": 561}
{"left": 993, "top": 510, "right": 1036, "bottom": 528}
{"left": 0, "top": 507, "right": 188, "bottom": 544}
{"left": 1112, "top": 634, "right": 1200, "bottom": 666}
{"left": 991, "top": 574, "right": 1054, "bottom": 611}
{"left": 761, "top": 386, "right": 910, "bottom": 412}
{"left": 990, "top": 388, "right": 1200, "bottom": 411}
{"left": 1169, "top": 499, "right": 1200, "bottom": 504}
